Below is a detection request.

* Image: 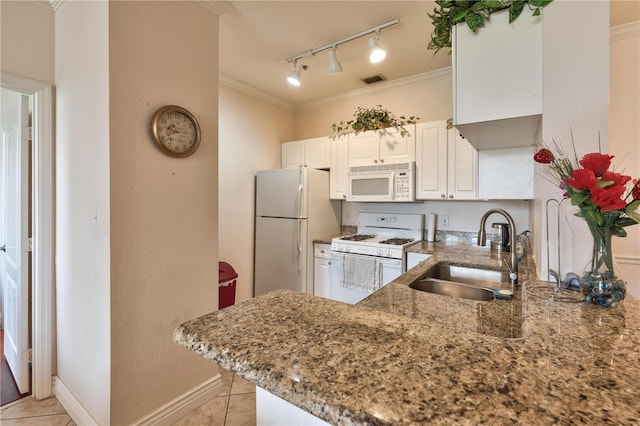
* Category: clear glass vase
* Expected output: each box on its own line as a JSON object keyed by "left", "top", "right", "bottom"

{"left": 579, "top": 225, "right": 626, "bottom": 307}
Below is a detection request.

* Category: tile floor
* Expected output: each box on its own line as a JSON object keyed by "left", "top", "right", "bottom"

{"left": 0, "top": 370, "right": 256, "bottom": 426}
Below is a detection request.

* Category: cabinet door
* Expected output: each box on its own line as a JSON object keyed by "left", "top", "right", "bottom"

{"left": 281, "top": 140, "right": 304, "bottom": 168}
{"left": 447, "top": 128, "right": 478, "bottom": 200}
{"left": 314, "top": 244, "right": 332, "bottom": 298}
{"left": 406, "top": 252, "right": 432, "bottom": 270}
{"left": 305, "top": 136, "right": 330, "bottom": 169}
{"left": 330, "top": 135, "right": 348, "bottom": 200}
{"left": 347, "top": 131, "right": 380, "bottom": 167}
{"left": 379, "top": 126, "right": 415, "bottom": 164}
{"left": 415, "top": 121, "right": 448, "bottom": 200}
{"left": 454, "top": 9, "right": 542, "bottom": 125}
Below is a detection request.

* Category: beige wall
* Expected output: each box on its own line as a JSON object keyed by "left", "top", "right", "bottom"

{"left": 55, "top": 1, "right": 111, "bottom": 423}
{"left": 293, "top": 70, "right": 453, "bottom": 140}
{"left": 0, "top": 1, "right": 55, "bottom": 84}
{"left": 534, "top": 0, "right": 610, "bottom": 279}
{"left": 218, "top": 84, "right": 294, "bottom": 302}
{"left": 610, "top": 21, "right": 640, "bottom": 298}
{"left": 108, "top": 2, "right": 219, "bottom": 424}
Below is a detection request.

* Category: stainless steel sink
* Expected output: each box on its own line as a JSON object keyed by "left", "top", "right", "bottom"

{"left": 425, "top": 264, "right": 507, "bottom": 290}
{"left": 410, "top": 278, "right": 496, "bottom": 301}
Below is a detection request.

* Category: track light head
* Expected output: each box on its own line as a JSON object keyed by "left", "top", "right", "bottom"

{"left": 328, "top": 46, "right": 343, "bottom": 75}
{"left": 287, "top": 62, "right": 303, "bottom": 86}
{"left": 369, "top": 32, "right": 386, "bottom": 64}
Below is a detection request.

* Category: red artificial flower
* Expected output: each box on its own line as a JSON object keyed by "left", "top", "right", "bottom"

{"left": 579, "top": 153, "right": 614, "bottom": 177}
{"left": 602, "top": 171, "right": 631, "bottom": 187}
{"left": 533, "top": 148, "right": 554, "bottom": 164}
{"left": 564, "top": 168, "right": 597, "bottom": 191}
{"left": 633, "top": 179, "right": 640, "bottom": 200}
{"left": 591, "top": 184, "right": 627, "bottom": 212}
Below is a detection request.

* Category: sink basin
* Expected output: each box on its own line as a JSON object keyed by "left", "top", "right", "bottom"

{"left": 410, "top": 278, "right": 496, "bottom": 301}
{"left": 425, "top": 264, "right": 507, "bottom": 290}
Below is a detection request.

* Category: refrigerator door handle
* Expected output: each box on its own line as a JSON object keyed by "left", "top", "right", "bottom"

{"left": 297, "top": 219, "right": 303, "bottom": 272}
{"left": 297, "top": 167, "right": 303, "bottom": 218}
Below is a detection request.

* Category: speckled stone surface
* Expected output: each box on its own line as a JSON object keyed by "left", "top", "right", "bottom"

{"left": 175, "top": 240, "right": 640, "bottom": 425}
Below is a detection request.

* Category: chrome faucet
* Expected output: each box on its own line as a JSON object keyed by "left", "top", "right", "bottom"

{"left": 478, "top": 208, "right": 518, "bottom": 285}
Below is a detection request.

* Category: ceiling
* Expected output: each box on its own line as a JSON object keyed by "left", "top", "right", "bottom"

{"left": 216, "top": 1, "right": 640, "bottom": 107}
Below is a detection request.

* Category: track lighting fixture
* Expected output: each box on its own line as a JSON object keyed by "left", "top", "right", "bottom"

{"left": 368, "top": 31, "right": 386, "bottom": 64}
{"left": 328, "top": 46, "right": 343, "bottom": 74}
{"left": 284, "top": 18, "right": 398, "bottom": 86}
{"left": 287, "top": 61, "right": 303, "bottom": 86}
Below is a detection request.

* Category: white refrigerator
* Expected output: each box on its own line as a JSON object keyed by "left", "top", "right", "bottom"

{"left": 255, "top": 167, "right": 341, "bottom": 297}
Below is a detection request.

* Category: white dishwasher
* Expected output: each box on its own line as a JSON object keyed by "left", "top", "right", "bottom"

{"left": 313, "top": 243, "right": 332, "bottom": 298}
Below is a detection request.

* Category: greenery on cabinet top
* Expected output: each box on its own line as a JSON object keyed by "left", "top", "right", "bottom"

{"left": 331, "top": 105, "right": 419, "bottom": 138}
{"left": 427, "top": 0, "right": 553, "bottom": 54}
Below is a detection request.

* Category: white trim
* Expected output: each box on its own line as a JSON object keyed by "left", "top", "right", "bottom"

{"left": 611, "top": 21, "right": 640, "bottom": 42}
{"left": 53, "top": 376, "right": 100, "bottom": 426}
{"left": 219, "top": 67, "right": 453, "bottom": 112}
{"left": 616, "top": 255, "right": 640, "bottom": 266}
{"left": 131, "top": 374, "right": 222, "bottom": 426}
{"left": 1, "top": 72, "right": 55, "bottom": 400}
{"left": 196, "top": 0, "right": 232, "bottom": 15}
{"left": 219, "top": 75, "right": 294, "bottom": 111}
{"left": 296, "top": 67, "right": 453, "bottom": 111}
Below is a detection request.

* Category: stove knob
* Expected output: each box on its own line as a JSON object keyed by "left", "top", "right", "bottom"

{"left": 377, "top": 248, "right": 383, "bottom": 255}
{"left": 387, "top": 249, "right": 393, "bottom": 257}
{"left": 346, "top": 246, "right": 352, "bottom": 252}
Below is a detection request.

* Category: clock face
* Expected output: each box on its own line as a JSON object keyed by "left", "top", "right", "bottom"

{"left": 151, "top": 106, "right": 201, "bottom": 157}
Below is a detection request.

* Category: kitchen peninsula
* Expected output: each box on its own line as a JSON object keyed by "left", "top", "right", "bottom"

{"left": 174, "top": 240, "right": 640, "bottom": 425}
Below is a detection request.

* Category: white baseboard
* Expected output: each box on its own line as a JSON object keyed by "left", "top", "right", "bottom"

{"left": 132, "top": 374, "right": 222, "bottom": 426}
{"left": 53, "top": 376, "right": 100, "bottom": 425}
{"left": 53, "top": 374, "right": 221, "bottom": 426}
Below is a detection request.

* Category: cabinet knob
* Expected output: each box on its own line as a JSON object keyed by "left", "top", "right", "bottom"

{"left": 449, "top": 194, "right": 454, "bottom": 199}
{"left": 374, "top": 159, "right": 378, "bottom": 164}
{"left": 440, "top": 194, "right": 446, "bottom": 198}
{"left": 342, "top": 195, "right": 346, "bottom": 199}
{"left": 380, "top": 159, "right": 384, "bottom": 163}
{"left": 328, "top": 262, "right": 331, "bottom": 266}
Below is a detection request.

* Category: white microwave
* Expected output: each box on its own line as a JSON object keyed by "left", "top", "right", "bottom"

{"left": 347, "top": 162, "right": 415, "bottom": 202}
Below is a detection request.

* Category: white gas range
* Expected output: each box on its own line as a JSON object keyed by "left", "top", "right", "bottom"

{"left": 329, "top": 213, "right": 424, "bottom": 304}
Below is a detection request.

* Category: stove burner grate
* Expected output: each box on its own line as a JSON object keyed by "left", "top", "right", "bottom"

{"left": 379, "top": 238, "right": 414, "bottom": 245}
{"left": 340, "top": 234, "right": 376, "bottom": 241}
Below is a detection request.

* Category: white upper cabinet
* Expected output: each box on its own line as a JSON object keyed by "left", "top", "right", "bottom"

{"left": 281, "top": 136, "right": 331, "bottom": 169}
{"left": 415, "top": 121, "right": 477, "bottom": 200}
{"left": 478, "top": 147, "right": 534, "bottom": 200}
{"left": 347, "top": 127, "right": 416, "bottom": 167}
{"left": 329, "top": 135, "right": 349, "bottom": 200}
{"left": 453, "top": 9, "right": 542, "bottom": 150}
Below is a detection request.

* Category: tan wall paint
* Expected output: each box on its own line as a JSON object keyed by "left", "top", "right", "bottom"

{"left": 219, "top": 85, "right": 294, "bottom": 302}
{"left": 108, "top": 2, "right": 219, "bottom": 424}
{"left": 610, "top": 22, "right": 640, "bottom": 298}
{"left": 0, "top": 1, "right": 55, "bottom": 84}
{"left": 293, "top": 71, "right": 453, "bottom": 140}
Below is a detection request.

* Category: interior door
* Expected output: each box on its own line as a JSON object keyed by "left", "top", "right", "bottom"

{"left": 1, "top": 89, "right": 30, "bottom": 394}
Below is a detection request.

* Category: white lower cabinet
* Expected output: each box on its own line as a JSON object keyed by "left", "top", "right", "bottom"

{"left": 415, "top": 121, "right": 478, "bottom": 200}
{"left": 257, "top": 387, "right": 330, "bottom": 426}
{"left": 329, "top": 135, "right": 348, "bottom": 200}
{"left": 406, "top": 252, "right": 432, "bottom": 270}
{"left": 314, "top": 244, "right": 332, "bottom": 298}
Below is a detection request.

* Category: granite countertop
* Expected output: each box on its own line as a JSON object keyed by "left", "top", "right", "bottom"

{"left": 174, "top": 240, "right": 640, "bottom": 425}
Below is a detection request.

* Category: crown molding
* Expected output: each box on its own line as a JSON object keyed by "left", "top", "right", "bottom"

{"left": 611, "top": 20, "right": 640, "bottom": 42}
{"left": 49, "top": 0, "right": 63, "bottom": 12}
{"left": 219, "top": 75, "right": 294, "bottom": 111}
{"left": 196, "top": 1, "right": 233, "bottom": 16}
{"left": 295, "top": 67, "right": 453, "bottom": 111}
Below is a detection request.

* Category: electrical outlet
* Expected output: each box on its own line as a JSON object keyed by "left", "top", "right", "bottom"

{"left": 441, "top": 215, "right": 449, "bottom": 228}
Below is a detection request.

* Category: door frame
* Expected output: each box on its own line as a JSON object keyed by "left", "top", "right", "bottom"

{"left": 1, "top": 72, "right": 54, "bottom": 400}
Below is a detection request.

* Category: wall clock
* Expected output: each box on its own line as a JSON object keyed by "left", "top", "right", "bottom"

{"left": 150, "top": 105, "right": 201, "bottom": 157}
